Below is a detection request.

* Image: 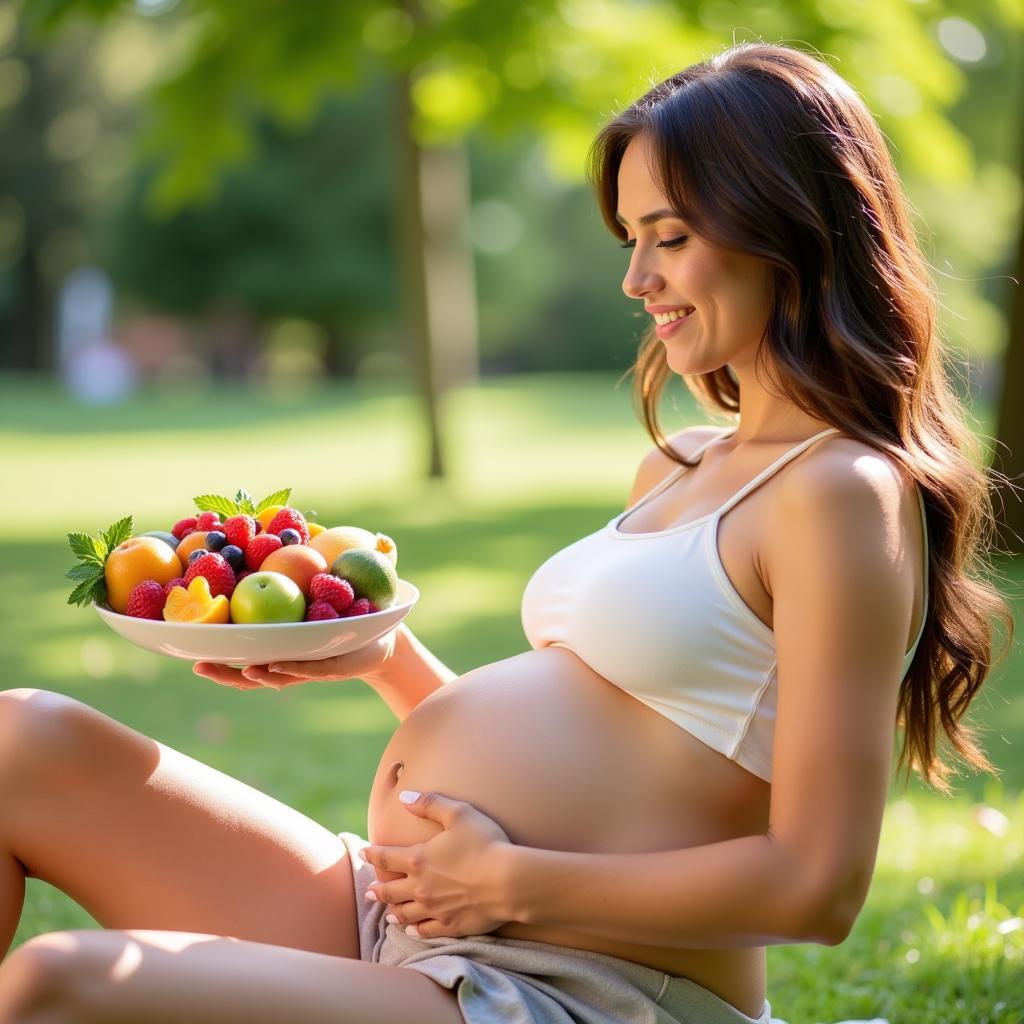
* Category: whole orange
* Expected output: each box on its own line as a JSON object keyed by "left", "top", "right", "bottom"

{"left": 175, "top": 531, "right": 210, "bottom": 563}
{"left": 259, "top": 545, "right": 327, "bottom": 597}
{"left": 105, "top": 536, "right": 183, "bottom": 614}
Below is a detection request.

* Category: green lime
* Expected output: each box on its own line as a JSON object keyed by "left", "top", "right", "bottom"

{"left": 331, "top": 548, "right": 398, "bottom": 610}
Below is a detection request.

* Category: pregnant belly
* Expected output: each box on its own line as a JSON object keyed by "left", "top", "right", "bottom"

{"left": 366, "top": 645, "right": 771, "bottom": 1018}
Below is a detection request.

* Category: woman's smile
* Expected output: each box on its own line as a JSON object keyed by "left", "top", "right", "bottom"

{"left": 654, "top": 308, "right": 695, "bottom": 339}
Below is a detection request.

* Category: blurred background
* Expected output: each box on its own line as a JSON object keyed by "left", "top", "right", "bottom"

{"left": 2, "top": 0, "right": 1023, "bottom": 1020}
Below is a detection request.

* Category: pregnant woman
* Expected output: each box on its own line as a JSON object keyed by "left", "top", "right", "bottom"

{"left": 0, "top": 41, "right": 1011, "bottom": 1024}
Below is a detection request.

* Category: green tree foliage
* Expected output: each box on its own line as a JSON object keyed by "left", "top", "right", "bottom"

{"left": 19, "top": 0, "right": 1005, "bottom": 208}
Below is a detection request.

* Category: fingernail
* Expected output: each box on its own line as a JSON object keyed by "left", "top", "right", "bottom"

{"left": 399, "top": 790, "right": 420, "bottom": 804}
{"left": 364, "top": 889, "right": 378, "bottom": 902}
{"left": 357, "top": 848, "right": 369, "bottom": 863}
{"left": 405, "top": 925, "right": 421, "bottom": 938}
{"left": 386, "top": 914, "right": 399, "bottom": 925}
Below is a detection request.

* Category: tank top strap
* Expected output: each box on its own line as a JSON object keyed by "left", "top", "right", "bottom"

{"left": 714, "top": 426, "right": 843, "bottom": 518}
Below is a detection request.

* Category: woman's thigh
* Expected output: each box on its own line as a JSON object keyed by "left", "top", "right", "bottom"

{"left": 3, "top": 928, "right": 463, "bottom": 1024}
{"left": 0, "top": 688, "right": 365, "bottom": 959}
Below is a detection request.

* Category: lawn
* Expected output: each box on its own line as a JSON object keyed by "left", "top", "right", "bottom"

{"left": 2, "top": 370, "right": 1021, "bottom": 1023}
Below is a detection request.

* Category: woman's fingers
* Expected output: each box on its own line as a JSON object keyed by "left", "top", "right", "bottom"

{"left": 193, "top": 662, "right": 248, "bottom": 686}
{"left": 240, "top": 665, "right": 311, "bottom": 688}
{"left": 192, "top": 662, "right": 297, "bottom": 690}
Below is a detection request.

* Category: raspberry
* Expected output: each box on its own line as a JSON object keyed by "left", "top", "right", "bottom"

{"left": 343, "top": 597, "right": 373, "bottom": 617}
{"left": 309, "top": 573, "right": 355, "bottom": 613}
{"left": 266, "top": 507, "right": 310, "bottom": 544}
{"left": 184, "top": 552, "right": 237, "bottom": 599}
{"left": 236, "top": 569, "right": 254, "bottom": 583}
{"left": 244, "top": 533, "right": 283, "bottom": 571}
{"left": 223, "top": 514, "right": 256, "bottom": 552}
{"left": 196, "top": 511, "right": 223, "bottom": 531}
{"left": 305, "top": 600, "right": 340, "bottom": 621}
{"left": 126, "top": 580, "right": 166, "bottom": 619}
{"left": 163, "top": 577, "right": 187, "bottom": 598}
{"left": 172, "top": 517, "right": 198, "bottom": 540}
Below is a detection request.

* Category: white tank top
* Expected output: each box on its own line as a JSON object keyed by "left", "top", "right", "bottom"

{"left": 521, "top": 426, "right": 929, "bottom": 783}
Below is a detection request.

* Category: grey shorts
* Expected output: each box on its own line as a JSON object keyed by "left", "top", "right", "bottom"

{"left": 338, "top": 830, "right": 773, "bottom": 1024}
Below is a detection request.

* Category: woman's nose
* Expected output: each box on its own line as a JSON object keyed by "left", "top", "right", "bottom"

{"left": 621, "top": 252, "right": 662, "bottom": 300}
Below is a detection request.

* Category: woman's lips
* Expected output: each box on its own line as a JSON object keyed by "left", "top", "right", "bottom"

{"left": 654, "top": 309, "right": 694, "bottom": 340}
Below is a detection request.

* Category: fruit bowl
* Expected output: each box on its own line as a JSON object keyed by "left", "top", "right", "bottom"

{"left": 93, "top": 579, "right": 419, "bottom": 666}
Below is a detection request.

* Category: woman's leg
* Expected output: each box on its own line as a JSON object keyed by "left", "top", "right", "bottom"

{"left": 0, "top": 928, "right": 463, "bottom": 1024}
{"left": 0, "top": 687, "right": 365, "bottom": 960}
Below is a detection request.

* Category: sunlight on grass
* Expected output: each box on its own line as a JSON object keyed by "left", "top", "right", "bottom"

{"left": 405, "top": 566, "right": 526, "bottom": 633}
{"left": 290, "top": 693, "right": 395, "bottom": 735}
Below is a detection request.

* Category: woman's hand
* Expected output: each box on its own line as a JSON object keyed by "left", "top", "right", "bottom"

{"left": 360, "top": 791, "right": 515, "bottom": 939}
{"left": 193, "top": 627, "right": 402, "bottom": 691}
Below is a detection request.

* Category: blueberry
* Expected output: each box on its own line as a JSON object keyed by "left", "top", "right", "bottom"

{"left": 188, "top": 549, "right": 206, "bottom": 565}
{"left": 279, "top": 528, "right": 301, "bottom": 546}
{"left": 221, "top": 544, "right": 245, "bottom": 571}
{"left": 205, "top": 531, "right": 227, "bottom": 552}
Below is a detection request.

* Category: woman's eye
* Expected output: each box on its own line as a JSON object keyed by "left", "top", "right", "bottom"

{"left": 619, "top": 236, "right": 688, "bottom": 250}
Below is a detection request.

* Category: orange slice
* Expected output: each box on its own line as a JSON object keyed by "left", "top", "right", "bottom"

{"left": 164, "top": 576, "right": 230, "bottom": 624}
{"left": 307, "top": 522, "right": 326, "bottom": 538}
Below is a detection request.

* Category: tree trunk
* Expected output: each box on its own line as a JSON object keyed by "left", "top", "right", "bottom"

{"left": 992, "top": 81, "right": 1024, "bottom": 556}
{"left": 396, "top": 70, "right": 446, "bottom": 479}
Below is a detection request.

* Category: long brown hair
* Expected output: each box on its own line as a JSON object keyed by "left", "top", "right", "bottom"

{"left": 586, "top": 42, "right": 1015, "bottom": 795}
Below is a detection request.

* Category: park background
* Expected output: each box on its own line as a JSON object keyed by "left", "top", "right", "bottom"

{"left": 1, "top": 0, "right": 1022, "bottom": 1021}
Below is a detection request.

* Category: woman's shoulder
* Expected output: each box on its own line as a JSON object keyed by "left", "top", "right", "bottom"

{"left": 785, "top": 431, "right": 917, "bottom": 500}
{"left": 625, "top": 424, "right": 727, "bottom": 508}
{"left": 766, "top": 431, "right": 922, "bottom": 567}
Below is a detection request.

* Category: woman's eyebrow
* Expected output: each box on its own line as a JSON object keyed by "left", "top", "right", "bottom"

{"left": 614, "top": 208, "right": 680, "bottom": 227}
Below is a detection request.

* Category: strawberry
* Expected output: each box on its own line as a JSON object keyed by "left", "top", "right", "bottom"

{"left": 244, "top": 533, "right": 283, "bottom": 571}
{"left": 266, "top": 507, "right": 309, "bottom": 544}
{"left": 223, "top": 514, "right": 257, "bottom": 552}
{"left": 184, "top": 552, "right": 237, "bottom": 599}
{"left": 126, "top": 580, "right": 166, "bottom": 619}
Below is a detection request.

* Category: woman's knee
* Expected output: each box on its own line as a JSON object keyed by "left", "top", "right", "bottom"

{"left": 0, "top": 932, "right": 86, "bottom": 1023}
{"left": 0, "top": 690, "right": 107, "bottom": 795}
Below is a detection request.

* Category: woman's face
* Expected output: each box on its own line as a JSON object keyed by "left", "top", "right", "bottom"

{"left": 616, "top": 134, "right": 773, "bottom": 375}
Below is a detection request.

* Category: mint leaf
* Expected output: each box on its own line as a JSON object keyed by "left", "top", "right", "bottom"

{"left": 102, "top": 515, "right": 133, "bottom": 552}
{"left": 193, "top": 494, "right": 239, "bottom": 518}
{"left": 66, "top": 515, "right": 130, "bottom": 608}
{"left": 234, "top": 489, "right": 257, "bottom": 516}
{"left": 68, "top": 574, "right": 106, "bottom": 607}
{"left": 66, "top": 563, "right": 103, "bottom": 581}
{"left": 255, "top": 488, "right": 291, "bottom": 514}
{"left": 68, "top": 532, "right": 105, "bottom": 566}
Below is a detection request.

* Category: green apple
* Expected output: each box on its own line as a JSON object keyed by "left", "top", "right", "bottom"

{"left": 230, "top": 571, "right": 305, "bottom": 624}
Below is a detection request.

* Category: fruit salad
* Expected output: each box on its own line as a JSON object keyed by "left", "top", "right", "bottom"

{"left": 66, "top": 488, "right": 399, "bottom": 625}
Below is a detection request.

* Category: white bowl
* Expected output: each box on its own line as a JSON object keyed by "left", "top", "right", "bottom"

{"left": 93, "top": 579, "right": 419, "bottom": 666}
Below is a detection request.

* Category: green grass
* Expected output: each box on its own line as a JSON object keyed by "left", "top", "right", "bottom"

{"left": 2, "top": 371, "right": 1021, "bottom": 1023}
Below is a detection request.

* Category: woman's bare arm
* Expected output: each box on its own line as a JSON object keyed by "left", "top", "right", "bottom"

{"left": 364, "top": 624, "right": 459, "bottom": 722}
